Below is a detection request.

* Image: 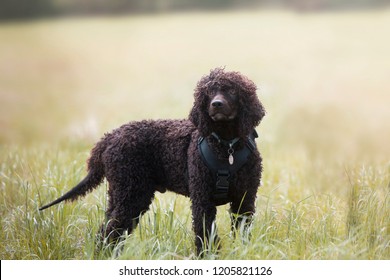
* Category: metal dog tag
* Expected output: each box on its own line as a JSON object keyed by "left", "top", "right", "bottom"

{"left": 229, "top": 154, "right": 234, "bottom": 165}
{"left": 228, "top": 146, "right": 235, "bottom": 165}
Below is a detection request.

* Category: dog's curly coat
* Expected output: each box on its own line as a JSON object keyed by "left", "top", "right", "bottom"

{"left": 40, "top": 67, "right": 265, "bottom": 254}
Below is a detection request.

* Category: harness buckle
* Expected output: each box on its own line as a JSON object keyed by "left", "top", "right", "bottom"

{"left": 216, "top": 170, "right": 230, "bottom": 192}
{"left": 213, "top": 170, "right": 230, "bottom": 205}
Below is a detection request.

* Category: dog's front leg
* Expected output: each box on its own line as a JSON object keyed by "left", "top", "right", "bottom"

{"left": 188, "top": 139, "right": 219, "bottom": 256}
{"left": 230, "top": 161, "right": 261, "bottom": 234}
{"left": 188, "top": 175, "right": 218, "bottom": 255}
{"left": 190, "top": 198, "right": 217, "bottom": 256}
{"left": 230, "top": 188, "right": 256, "bottom": 232}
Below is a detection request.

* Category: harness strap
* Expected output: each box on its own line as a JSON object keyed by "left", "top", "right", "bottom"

{"left": 198, "top": 131, "right": 258, "bottom": 206}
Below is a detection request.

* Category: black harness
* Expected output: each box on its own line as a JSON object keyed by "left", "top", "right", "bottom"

{"left": 198, "top": 131, "right": 258, "bottom": 206}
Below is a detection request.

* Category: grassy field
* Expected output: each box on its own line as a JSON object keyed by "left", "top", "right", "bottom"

{"left": 0, "top": 10, "right": 389, "bottom": 260}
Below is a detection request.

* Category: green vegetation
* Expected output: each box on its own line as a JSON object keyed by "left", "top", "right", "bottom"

{"left": 0, "top": 10, "right": 389, "bottom": 259}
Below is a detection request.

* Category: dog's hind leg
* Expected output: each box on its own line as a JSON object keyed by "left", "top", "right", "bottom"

{"left": 98, "top": 179, "right": 156, "bottom": 247}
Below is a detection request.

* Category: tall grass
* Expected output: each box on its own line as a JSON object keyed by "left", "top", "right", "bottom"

{"left": 1, "top": 145, "right": 388, "bottom": 259}
{"left": 0, "top": 10, "right": 389, "bottom": 259}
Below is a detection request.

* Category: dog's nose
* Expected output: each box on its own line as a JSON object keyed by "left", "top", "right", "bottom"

{"left": 211, "top": 100, "right": 224, "bottom": 108}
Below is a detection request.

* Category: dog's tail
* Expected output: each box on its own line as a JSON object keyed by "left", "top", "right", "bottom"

{"left": 39, "top": 139, "right": 106, "bottom": 211}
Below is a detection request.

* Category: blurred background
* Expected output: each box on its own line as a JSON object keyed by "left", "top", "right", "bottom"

{"left": 1, "top": 0, "right": 389, "bottom": 164}
{"left": 1, "top": 0, "right": 389, "bottom": 19}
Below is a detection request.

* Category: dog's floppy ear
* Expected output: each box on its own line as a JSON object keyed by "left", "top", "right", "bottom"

{"left": 189, "top": 87, "right": 213, "bottom": 137}
{"left": 189, "top": 104, "right": 200, "bottom": 129}
{"left": 234, "top": 76, "right": 265, "bottom": 137}
{"left": 189, "top": 71, "right": 217, "bottom": 136}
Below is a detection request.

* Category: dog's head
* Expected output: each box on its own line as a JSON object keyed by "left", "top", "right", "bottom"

{"left": 189, "top": 68, "right": 265, "bottom": 137}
